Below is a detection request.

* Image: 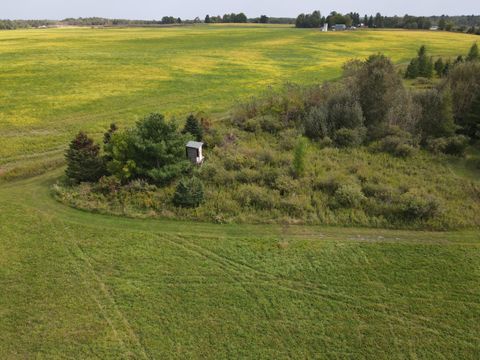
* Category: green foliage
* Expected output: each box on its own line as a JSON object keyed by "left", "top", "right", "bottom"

{"left": 334, "top": 127, "right": 365, "bottom": 148}
{"left": 332, "top": 184, "right": 366, "bottom": 209}
{"left": 466, "top": 42, "right": 479, "bottom": 62}
{"left": 292, "top": 137, "right": 308, "bottom": 177}
{"left": 182, "top": 114, "right": 204, "bottom": 141}
{"left": 303, "top": 106, "right": 328, "bottom": 140}
{"left": 173, "top": 177, "right": 205, "bottom": 208}
{"left": 415, "top": 88, "right": 456, "bottom": 143}
{"left": 434, "top": 58, "right": 445, "bottom": 77}
{"left": 65, "top": 132, "right": 105, "bottom": 184}
{"left": 405, "top": 45, "right": 434, "bottom": 79}
{"left": 447, "top": 62, "right": 480, "bottom": 138}
{"left": 355, "top": 54, "right": 405, "bottom": 134}
{"left": 105, "top": 113, "right": 190, "bottom": 185}
{"left": 399, "top": 191, "right": 439, "bottom": 221}
{"left": 426, "top": 136, "right": 469, "bottom": 156}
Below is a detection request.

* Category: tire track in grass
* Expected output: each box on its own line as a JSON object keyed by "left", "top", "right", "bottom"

{"left": 66, "top": 240, "right": 151, "bottom": 359}
{"left": 172, "top": 234, "right": 478, "bottom": 347}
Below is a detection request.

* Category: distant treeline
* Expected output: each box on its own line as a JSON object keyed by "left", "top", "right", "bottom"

{"left": 0, "top": 19, "right": 55, "bottom": 30}
{"left": 295, "top": 11, "right": 480, "bottom": 34}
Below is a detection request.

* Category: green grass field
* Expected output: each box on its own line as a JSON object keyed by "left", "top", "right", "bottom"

{"left": 0, "top": 25, "right": 478, "bottom": 168}
{"left": 1, "top": 170, "right": 479, "bottom": 358}
{"left": 1, "top": 25, "right": 479, "bottom": 358}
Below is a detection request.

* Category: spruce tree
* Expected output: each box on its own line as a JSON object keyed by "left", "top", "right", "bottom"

{"left": 464, "top": 92, "right": 480, "bottom": 139}
{"left": 466, "top": 43, "right": 479, "bottom": 62}
{"left": 434, "top": 58, "right": 445, "bottom": 77}
{"left": 182, "top": 114, "right": 203, "bottom": 141}
{"left": 417, "top": 46, "right": 434, "bottom": 78}
{"left": 65, "top": 132, "right": 105, "bottom": 183}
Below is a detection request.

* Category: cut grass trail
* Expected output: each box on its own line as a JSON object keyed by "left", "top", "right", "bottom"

{"left": 0, "top": 170, "right": 479, "bottom": 358}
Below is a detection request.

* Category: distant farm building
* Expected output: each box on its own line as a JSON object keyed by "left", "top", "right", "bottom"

{"left": 334, "top": 24, "right": 347, "bottom": 31}
{"left": 186, "top": 141, "right": 204, "bottom": 165}
{"left": 322, "top": 23, "right": 328, "bottom": 32}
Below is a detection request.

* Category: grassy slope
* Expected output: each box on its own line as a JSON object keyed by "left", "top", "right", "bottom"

{"left": 0, "top": 170, "right": 479, "bottom": 358}
{"left": 0, "top": 25, "right": 477, "bottom": 165}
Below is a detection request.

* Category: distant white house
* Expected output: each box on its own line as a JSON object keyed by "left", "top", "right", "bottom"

{"left": 430, "top": 26, "right": 439, "bottom": 31}
{"left": 186, "top": 141, "right": 204, "bottom": 165}
{"left": 334, "top": 24, "right": 347, "bottom": 31}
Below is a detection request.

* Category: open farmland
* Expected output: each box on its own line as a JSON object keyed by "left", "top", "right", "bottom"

{"left": 0, "top": 25, "right": 478, "bottom": 169}
{"left": 0, "top": 25, "right": 479, "bottom": 358}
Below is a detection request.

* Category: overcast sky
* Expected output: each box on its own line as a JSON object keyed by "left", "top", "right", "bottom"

{"left": 1, "top": 0, "right": 479, "bottom": 20}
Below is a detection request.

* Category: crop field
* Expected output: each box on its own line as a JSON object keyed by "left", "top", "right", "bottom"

{"left": 0, "top": 25, "right": 478, "bottom": 168}
{"left": 0, "top": 25, "right": 479, "bottom": 358}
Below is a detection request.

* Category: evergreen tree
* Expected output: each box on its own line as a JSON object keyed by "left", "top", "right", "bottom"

{"left": 182, "top": 114, "right": 203, "bottom": 141}
{"left": 204, "top": 15, "right": 211, "bottom": 23}
{"left": 464, "top": 92, "right": 480, "bottom": 139}
{"left": 434, "top": 58, "right": 445, "bottom": 77}
{"left": 106, "top": 113, "right": 189, "bottom": 185}
{"left": 103, "top": 123, "right": 118, "bottom": 144}
{"left": 417, "top": 45, "right": 434, "bottom": 78}
{"left": 65, "top": 132, "right": 105, "bottom": 183}
{"left": 405, "top": 58, "right": 419, "bottom": 79}
{"left": 466, "top": 43, "right": 479, "bottom": 62}
{"left": 173, "top": 177, "right": 205, "bottom": 208}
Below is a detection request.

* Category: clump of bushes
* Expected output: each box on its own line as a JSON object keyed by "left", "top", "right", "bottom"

{"left": 173, "top": 177, "right": 205, "bottom": 208}
{"left": 426, "top": 135, "right": 469, "bottom": 156}
{"left": 399, "top": 191, "right": 440, "bottom": 221}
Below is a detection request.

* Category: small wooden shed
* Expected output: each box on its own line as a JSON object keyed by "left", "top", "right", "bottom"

{"left": 186, "top": 141, "right": 204, "bottom": 165}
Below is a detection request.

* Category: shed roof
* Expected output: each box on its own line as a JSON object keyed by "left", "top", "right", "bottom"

{"left": 186, "top": 141, "right": 203, "bottom": 149}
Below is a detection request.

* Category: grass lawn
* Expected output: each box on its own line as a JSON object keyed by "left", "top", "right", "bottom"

{"left": 0, "top": 170, "right": 479, "bottom": 358}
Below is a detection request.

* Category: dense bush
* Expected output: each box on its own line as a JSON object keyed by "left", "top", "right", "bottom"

{"left": 173, "top": 177, "right": 205, "bottom": 208}
{"left": 426, "top": 135, "right": 469, "bottom": 156}
{"left": 332, "top": 184, "right": 366, "bottom": 209}
{"left": 334, "top": 127, "right": 366, "bottom": 148}
{"left": 399, "top": 191, "right": 440, "bottom": 221}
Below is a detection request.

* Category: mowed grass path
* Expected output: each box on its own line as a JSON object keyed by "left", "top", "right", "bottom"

{"left": 0, "top": 25, "right": 477, "bottom": 164}
{"left": 0, "top": 170, "right": 479, "bottom": 358}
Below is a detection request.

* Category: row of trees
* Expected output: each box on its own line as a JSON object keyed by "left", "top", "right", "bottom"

{"left": 406, "top": 43, "right": 479, "bottom": 79}
{"left": 295, "top": 11, "right": 480, "bottom": 31}
{"left": 204, "top": 13, "right": 247, "bottom": 24}
{"left": 0, "top": 19, "right": 55, "bottom": 30}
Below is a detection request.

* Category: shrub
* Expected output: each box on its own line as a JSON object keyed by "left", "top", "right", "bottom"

{"left": 332, "top": 184, "right": 366, "bottom": 208}
{"left": 292, "top": 137, "right": 308, "bottom": 177}
{"left": 362, "top": 183, "right": 396, "bottom": 202}
{"left": 375, "top": 135, "right": 416, "bottom": 158}
{"left": 334, "top": 127, "right": 365, "bottom": 148}
{"left": 94, "top": 176, "right": 122, "bottom": 195}
{"left": 303, "top": 106, "right": 328, "bottom": 140}
{"left": 399, "top": 191, "right": 439, "bottom": 221}
{"left": 173, "top": 177, "right": 205, "bottom": 208}
{"left": 235, "top": 184, "right": 278, "bottom": 210}
{"left": 426, "top": 135, "right": 469, "bottom": 156}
